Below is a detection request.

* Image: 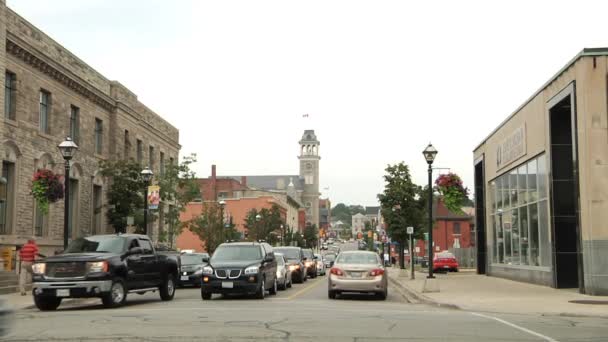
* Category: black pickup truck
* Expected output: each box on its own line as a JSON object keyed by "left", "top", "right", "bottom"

{"left": 31, "top": 234, "right": 179, "bottom": 311}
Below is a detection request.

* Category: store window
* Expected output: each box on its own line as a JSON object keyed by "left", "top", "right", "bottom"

{"left": 490, "top": 154, "right": 549, "bottom": 267}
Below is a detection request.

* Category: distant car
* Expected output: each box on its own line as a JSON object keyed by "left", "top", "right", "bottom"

{"left": 324, "top": 253, "right": 336, "bottom": 268}
{"left": 314, "top": 253, "right": 326, "bottom": 276}
{"left": 328, "top": 251, "right": 388, "bottom": 300}
{"left": 179, "top": 252, "right": 209, "bottom": 287}
{"left": 275, "top": 253, "right": 292, "bottom": 290}
{"left": 321, "top": 243, "right": 328, "bottom": 250}
{"left": 273, "top": 247, "right": 307, "bottom": 283}
{"left": 200, "top": 241, "right": 278, "bottom": 300}
{"left": 329, "top": 246, "right": 341, "bottom": 254}
{"left": 302, "top": 249, "right": 318, "bottom": 278}
{"left": 433, "top": 252, "right": 459, "bottom": 272}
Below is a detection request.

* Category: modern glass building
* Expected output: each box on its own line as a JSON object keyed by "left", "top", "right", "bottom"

{"left": 473, "top": 48, "right": 608, "bottom": 295}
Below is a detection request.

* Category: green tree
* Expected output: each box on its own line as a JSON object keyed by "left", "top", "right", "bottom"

{"left": 244, "top": 205, "right": 284, "bottom": 244}
{"left": 187, "top": 202, "right": 238, "bottom": 254}
{"left": 377, "top": 162, "right": 427, "bottom": 269}
{"left": 156, "top": 154, "right": 200, "bottom": 247}
{"left": 303, "top": 223, "right": 318, "bottom": 249}
{"left": 99, "top": 159, "right": 147, "bottom": 234}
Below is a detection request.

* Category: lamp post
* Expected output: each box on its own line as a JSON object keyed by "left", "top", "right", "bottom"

{"left": 280, "top": 224, "right": 284, "bottom": 246}
{"left": 58, "top": 137, "right": 78, "bottom": 249}
{"left": 422, "top": 143, "right": 438, "bottom": 279}
{"left": 140, "top": 167, "right": 153, "bottom": 235}
{"left": 219, "top": 200, "right": 226, "bottom": 242}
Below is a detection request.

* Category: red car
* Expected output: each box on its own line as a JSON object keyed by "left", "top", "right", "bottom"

{"left": 433, "top": 252, "right": 459, "bottom": 272}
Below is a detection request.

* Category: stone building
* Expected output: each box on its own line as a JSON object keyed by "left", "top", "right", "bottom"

{"left": 0, "top": 2, "right": 180, "bottom": 256}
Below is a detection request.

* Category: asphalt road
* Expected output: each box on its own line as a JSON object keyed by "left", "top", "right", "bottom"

{"left": 5, "top": 242, "right": 608, "bottom": 341}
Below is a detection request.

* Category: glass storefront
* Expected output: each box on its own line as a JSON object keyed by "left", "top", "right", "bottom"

{"left": 489, "top": 154, "right": 549, "bottom": 267}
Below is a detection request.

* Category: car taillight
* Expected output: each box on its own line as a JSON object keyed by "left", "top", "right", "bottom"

{"left": 330, "top": 267, "right": 343, "bottom": 276}
{"left": 369, "top": 269, "right": 384, "bottom": 277}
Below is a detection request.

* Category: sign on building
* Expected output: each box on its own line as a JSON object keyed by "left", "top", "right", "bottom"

{"left": 496, "top": 125, "right": 526, "bottom": 170}
{"left": 148, "top": 185, "right": 160, "bottom": 210}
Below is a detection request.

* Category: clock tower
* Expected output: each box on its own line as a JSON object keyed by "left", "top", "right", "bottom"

{"left": 299, "top": 130, "right": 320, "bottom": 228}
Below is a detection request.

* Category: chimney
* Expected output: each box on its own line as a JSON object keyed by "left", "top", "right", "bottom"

{"left": 211, "top": 165, "right": 217, "bottom": 201}
{"left": 241, "top": 176, "right": 247, "bottom": 188}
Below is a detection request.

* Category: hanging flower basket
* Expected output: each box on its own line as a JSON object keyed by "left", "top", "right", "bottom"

{"left": 31, "top": 169, "right": 64, "bottom": 214}
{"left": 435, "top": 173, "right": 469, "bottom": 213}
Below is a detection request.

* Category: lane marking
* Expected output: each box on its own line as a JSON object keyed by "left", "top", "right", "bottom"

{"left": 286, "top": 278, "right": 325, "bottom": 300}
{"left": 470, "top": 312, "right": 559, "bottom": 342}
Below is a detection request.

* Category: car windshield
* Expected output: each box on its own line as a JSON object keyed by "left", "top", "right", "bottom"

{"left": 274, "top": 248, "right": 300, "bottom": 259}
{"left": 212, "top": 246, "right": 262, "bottom": 261}
{"left": 64, "top": 236, "right": 126, "bottom": 254}
{"left": 275, "top": 254, "right": 285, "bottom": 266}
{"left": 302, "top": 250, "right": 313, "bottom": 259}
{"left": 325, "top": 254, "right": 336, "bottom": 261}
{"left": 181, "top": 254, "right": 208, "bottom": 265}
{"left": 336, "top": 253, "right": 379, "bottom": 265}
{"left": 436, "top": 253, "right": 455, "bottom": 259}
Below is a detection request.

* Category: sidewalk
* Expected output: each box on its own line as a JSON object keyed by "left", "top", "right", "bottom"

{"left": 1, "top": 292, "right": 98, "bottom": 310}
{"left": 387, "top": 267, "right": 608, "bottom": 317}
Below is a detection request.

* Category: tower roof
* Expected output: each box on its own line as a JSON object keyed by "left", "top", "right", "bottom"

{"left": 299, "top": 130, "right": 319, "bottom": 144}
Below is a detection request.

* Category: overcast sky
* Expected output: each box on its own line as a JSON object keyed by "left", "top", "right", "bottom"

{"left": 9, "top": 1, "right": 608, "bottom": 207}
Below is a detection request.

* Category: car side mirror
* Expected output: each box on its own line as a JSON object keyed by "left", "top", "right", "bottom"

{"left": 128, "top": 247, "right": 143, "bottom": 256}
{"left": 264, "top": 255, "right": 274, "bottom": 263}
{"left": 313, "top": 256, "right": 318, "bottom": 260}
{"left": 202, "top": 256, "right": 210, "bottom": 263}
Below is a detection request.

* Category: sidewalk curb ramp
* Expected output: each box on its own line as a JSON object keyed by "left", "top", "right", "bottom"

{"left": 388, "top": 275, "right": 460, "bottom": 310}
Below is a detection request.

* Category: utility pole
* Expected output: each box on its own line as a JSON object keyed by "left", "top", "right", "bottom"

{"left": 407, "top": 226, "right": 415, "bottom": 279}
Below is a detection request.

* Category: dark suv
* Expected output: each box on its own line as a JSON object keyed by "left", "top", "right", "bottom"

{"left": 201, "top": 242, "right": 277, "bottom": 300}
{"left": 274, "top": 247, "right": 306, "bottom": 283}
{"left": 302, "top": 249, "right": 317, "bottom": 278}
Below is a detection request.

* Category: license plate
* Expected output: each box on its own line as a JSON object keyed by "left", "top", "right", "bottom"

{"left": 222, "top": 282, "right": 233, "bottom": 289}
{"left": 351, "top": 272, "right": 362, "bottom": 278}
{"left": 56, "top": 289, "right": 70, "bottom": 297}
{"left": 443, "top": 266, "right": 450, "bottom": 268}
{"left": 181, "top": 275, "right": 189, "bottom": 281}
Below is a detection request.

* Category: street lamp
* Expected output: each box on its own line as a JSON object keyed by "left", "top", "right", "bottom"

{"left": 280, "top": 224, "right": 284, "bottom": 246}
{"left": 140, "top": 167, "right": 154, "bottom": 235}
{"left": 422, "top": 143, "right": 438, "bottom": 279}
{"left": 58, "top": 137, "right": 78, "bottom": 249}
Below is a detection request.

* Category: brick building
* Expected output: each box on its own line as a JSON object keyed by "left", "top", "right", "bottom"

{"left": 0, "top": 2, "right": 180, "bottom": 256}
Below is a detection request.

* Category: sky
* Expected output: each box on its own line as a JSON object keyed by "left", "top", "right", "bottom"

{"left": 8, "top": 0, "right": 608, "bottom": 207}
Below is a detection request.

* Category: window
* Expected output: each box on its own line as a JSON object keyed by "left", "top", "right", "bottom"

{"left": 149, "top": 146, "right": 154, "bottom": 169}
{"left": 69, "top": 105, "right": 80, "bottom": 144}
{"left": 92, "top": 185, "right": 102, "bottom": 235}
{"left": 123, "top": 130, "right": 130, "bottom": 159}
{"left": 0, "top": 161, "right": 15, "bottom": 234}
{"left": 490, "top": 154, "right": 549, "bottom": 267}
{"left": 218, "top": 191, "right": 228, "bottom": 199}
{"left": 305, "top": 174, "right": 313, "bottom": 185}
{"left": 169, "top": 157, "right": 174, "bottom": 166}
{"left": 39, "top": 90, "right": 51, "bottom": 133}
{"left": 34, "top": 203, "right": 46, "bottom": 237}
{"left": 160, "top": 152, "right": 165, "bottom": 176}
{"left": 453, "top": 222, "right": 461, "bottom": 235}
{"left": 94, "top": 118, "right": 103, "bottom": 154}
{"left": 136, "top": 139, "right": 143, "bottom": 164}
{"left": 139, "top": 239, "right": 154, "bottom": 254}
{"left": 4, "top": 71, "right": 16, "bottom": 120}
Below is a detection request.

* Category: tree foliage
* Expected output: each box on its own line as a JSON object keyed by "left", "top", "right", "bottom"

{"left": 244, "top": 205, "right": 284, "bottom": 244}
{"left": 331, "top": 203, "right": 365, "bottom": 227}
{"left": 187, "top": 202, "right": 238, "bottom": 254}
{"left": 303, "top": 224, "right": 318, "bottom": 249}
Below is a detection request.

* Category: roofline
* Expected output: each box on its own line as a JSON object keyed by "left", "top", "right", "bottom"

{"left": 473, "top": 47, "right": 608, "bottom": 152}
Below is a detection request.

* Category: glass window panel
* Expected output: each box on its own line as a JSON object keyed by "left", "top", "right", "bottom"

{"left": 495, "top": 214, "right": 504, "bottom": 263}
{"left": 503, "top": 210, "right": 512, "bottom": 264}
{"left": 518, "top": 164, "right": 527, "bottom": 205}
{"left": 537, "top": 155, "right": 548, "bottom": 200}
{"left": 35, "top": 205, "right": 45, "bottom": 237}
{"left": 496, "top": 178, "right": 502, "bottom": 209}
{"left": 509, "top": 170, "right": 518, "bottom": 207}
{"left": 510, "top": 208, "right": 520, "bottom": 265}
{"left": 519, "top": 206, "right": 529, "bottom": 265}
{"left": 490, "top": 181, "right": 496, "bottom": 212}
{"left": 538, "top": 200, "right": 551, "bottom": 267}
{"left": 529, "top": 202, "right": 540, "bottom": 266}
{"left": 0, "top": 162, "right": 9, "bottom": 234}
{"left": 528, "top": 159, "right": 538, "bottom": 203}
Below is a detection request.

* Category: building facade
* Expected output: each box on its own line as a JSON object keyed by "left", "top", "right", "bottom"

{"left": 474, "top": 48, "right": 608, "bottom": 295}
{"left": 0, "top": 2, "right": 180, "bottom": 256}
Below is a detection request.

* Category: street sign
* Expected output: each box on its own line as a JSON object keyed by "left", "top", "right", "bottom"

{"left": 407, "top": 226, "right": 414, "bottom": 235}
{"left": 415, "top": 246, "right": 420, "bottom": 253}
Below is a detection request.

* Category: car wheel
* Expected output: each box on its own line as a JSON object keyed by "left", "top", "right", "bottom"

{"left": 159, "top": 273, "right": 176, "bottom": 301}
{"left": 377, "top": 290, "right": 387, "bottom": 300}
{"left": 328, "top": 290, "right": 336, "bottom": 299}
{"left": 279, "top": 278, "right": 286, "bottom": 291}
{"left": 302, "top": 273, "right": 308, "bottom": 282}
{"left": 270, "top": 278, "right": 278, "bottom": 295}
{"left": 287, "top": 277, "right": 292, "bottom": 288}
{"left": 311, "top": 270, "right": 317, "bottom": 278}
{"left": 102, "top": 278, "right": 127, "bottom": 308}
{"left": 34, "top": 296, "right": 62, "bottom": 311}
{"left": 255, "top": 279, "right": 265, "bottom": 299}
{"left": 201, "top": 291, "right": 212, "bottom": 300}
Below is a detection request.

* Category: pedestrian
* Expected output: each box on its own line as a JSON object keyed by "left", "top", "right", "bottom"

{"left": 19, "top": 238, "right": 41, "bottom": 296}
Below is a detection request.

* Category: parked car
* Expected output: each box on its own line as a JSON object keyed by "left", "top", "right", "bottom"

{"left": 315, "top": 253, "right": 326, "bottom": 276}
{"left": 329, "top": 246, "right": 341, "bottom": 254}
{"left": 178, "top": 252, "right": 209, "bottom": 287}
{"left": 274, "top": 247, "right": 306, "bottom": 283}
{"left": 274, "top": 253, "right": 292, "bottom": 290}
{"left": 433, "top": 252, "right": 459, "bottom": 272}
{"left": 328, "top": 250, "right": 388, "bottom": 300}
{"left": 200, "top": 241, "right": 278, "bottom": 300}
{"left": 302, "top": 249, "right": 317, "bottom": 278}
{"left": 31, "top": 234, "right": 179, "bottom": 310}
{"left": 324, "top": 253, "right": 336, "bottom": 268}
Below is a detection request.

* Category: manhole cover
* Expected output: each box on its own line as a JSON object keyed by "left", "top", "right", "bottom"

{"left": 569, "top": 300, "right": 608, "bottom": 305}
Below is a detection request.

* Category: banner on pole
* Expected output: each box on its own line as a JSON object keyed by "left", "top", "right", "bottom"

{"left": 148, "top": 185, "right": 160, "bottom": 210}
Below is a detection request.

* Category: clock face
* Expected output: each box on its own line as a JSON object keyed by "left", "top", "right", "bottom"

{"left": 306, "top": 162, "right": 313, "bottom": 170}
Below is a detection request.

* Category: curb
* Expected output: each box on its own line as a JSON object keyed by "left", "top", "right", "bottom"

{"left": 388, "top": 274, "right": 460, "bottom": 310}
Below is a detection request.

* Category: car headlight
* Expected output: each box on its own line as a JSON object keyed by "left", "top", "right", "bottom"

{"left": 87, "top": 261, "right": 108, "bottom": 273}
{"left": 32, "top": 263, "right": 46, "bottom": 275}
{"left": 289, "top": 265, "right": 300, "bottom": 271}
{"left": 244, "top": 266, "right": 259, "bottom": 275}
{"left": 305, "top": 261, "right": 313, "bottom": 267}
{"left": 276, "top": 270, "right": 282, "bottom": 278}
{"left": 194, "top": 267, "right": 204, "bottom": 275}
{"left": 202, "top": 266, "right": 213, "bottom": 275}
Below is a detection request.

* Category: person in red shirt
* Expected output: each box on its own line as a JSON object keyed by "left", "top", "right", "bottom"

{"left": 19, "top": 238, "right": 40, "bottom": 295}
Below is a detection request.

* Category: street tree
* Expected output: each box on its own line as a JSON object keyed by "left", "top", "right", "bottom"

{"left": 244, "top": 205, "right": 284, "bottom": 244}
{"left": 377, "top": 162, "right": 426, "bottom": 269}
{"left": 303, "top": 223, "right": 318, "bottom": 249}
{"left": 187, "top": 202, "right": 238, "bottom": 254}
{"left": 156, "top": 154, "right": 200, "bottom": 247}
{"left": 99, "top": 159, "right": 148, "bottom": 234}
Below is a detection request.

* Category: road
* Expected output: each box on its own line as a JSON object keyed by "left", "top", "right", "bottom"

{"left": 5, "top": 242, "right": 608, "bottom": 341}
